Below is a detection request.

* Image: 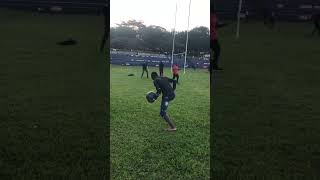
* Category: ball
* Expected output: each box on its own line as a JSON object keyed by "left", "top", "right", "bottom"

{"left": 146, "top": 91, "right": 157, "bottom": 103}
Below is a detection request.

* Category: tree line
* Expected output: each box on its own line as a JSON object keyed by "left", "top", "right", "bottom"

{"left": 110, "top": 20, "right": 210, "bottom": 56}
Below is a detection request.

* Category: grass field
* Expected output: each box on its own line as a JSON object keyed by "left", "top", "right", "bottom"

{"left": 3, "top": 9, "right": 108, "bottom": 178}
{"left": 3, "top": 7, "right": 320, "bottom": 179}
{"left": 110, "top": 66, "right": 210, "bottom": 179}
{"left": 212, "top": 21, "right": 320, "bottom": 178}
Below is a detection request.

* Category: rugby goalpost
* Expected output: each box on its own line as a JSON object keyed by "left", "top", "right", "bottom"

{"left": 171, "top": 0, "right": 192, "bottom": 74}
{"left": 236, "top": 0, "right": 243, "bottom": 39}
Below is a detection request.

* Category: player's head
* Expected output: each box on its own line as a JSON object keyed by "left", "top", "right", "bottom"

{"left": 151, "top": 72, "right": 158, "bottom": 80}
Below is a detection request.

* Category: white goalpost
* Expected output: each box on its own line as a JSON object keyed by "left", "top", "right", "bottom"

{"left": 183, "top": 0, "right": 191, "bottom": 74}
{"left": 171, "top": 0, "right": 192, "bottom": 74}
{"left": 236, "top": 0, "right": 243, "bottom": 39}
{"left": 171, "top": 3, "right": 178, "bottom": 72}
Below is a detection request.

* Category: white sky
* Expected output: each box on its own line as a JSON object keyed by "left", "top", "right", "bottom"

{"left": 110, "top": 0, "right": 210, "bottom": 32}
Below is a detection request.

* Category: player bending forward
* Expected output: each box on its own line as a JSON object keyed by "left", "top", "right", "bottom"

{"left": 151, "top": 72, "right": 177, "bottom": 132}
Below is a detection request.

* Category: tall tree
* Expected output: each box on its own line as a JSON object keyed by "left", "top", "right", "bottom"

{"left": 110, "top": 20, "right": 210, "bottom": 55}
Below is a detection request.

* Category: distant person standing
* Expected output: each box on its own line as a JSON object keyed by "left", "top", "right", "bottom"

{"left": 312, "top": 13, "right": 320, "bottom": 36}
{"left": 245, "top": 10, "right": 249, "bottom": 23}
{"left": 172, "top": 64, "right": 179, "bottom": 84}
{"left": 264, "top": 9, "right": 276, "bottom": 29}
{"left": 141, "top": 61, "right": 149, "bottom": 78}
{"left": 159, "top": 61, "right": 164, "bottom": 76}
{"left": 263, "top": 8, "right": 269, "bottom": 26}
{"left": 100, "top": 2, "right": 109, "bottom": 52}
{"left": 270, "top": 11, "right": 276, "bottom": 29}
{"left": 190, "top": 61, "right": 196, "bottom": 70}
{"left": 210, "top": 5, "right": 227, "bottom": 73}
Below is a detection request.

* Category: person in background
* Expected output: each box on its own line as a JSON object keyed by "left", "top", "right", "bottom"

{"left": 245, "top": 10, "right": 249, "bottom": 23}
{"left": 269, "top": 11, "right": 276, "bottom": 29}
{"left": 263, "top": 9, "right": 276, "bottom": 29}
{"left": 172, "top": 64, "right": 179, "bottom": 84}
{"left": 190, "top": 61, "right": 196, "bottom": 70}
{"left": 141, "top": 61, "right": 149, "bottom": 78}
{"left": 312, "top": 12, "right": 320, "bottom": 36}
{"left": 210, "top": 4, "right": 227, "bottom": 73}
{"left": 100, "top": 1, "right": 109, "bottom": 52}
{"left": 159, "top": 61, "right": 164, "bottom": 77}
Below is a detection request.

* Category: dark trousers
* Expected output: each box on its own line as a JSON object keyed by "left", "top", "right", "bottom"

{"left": 160, "top": 94, "right": 176, "bottom": 128}
{"left": 173, "top": 74, "right": 179, "bottom": 83}
{"left": 160, "top": 69, "right": 164, "bottom": 76}
{"left": 160, "top": 94, "right": 175, "bottom": 117}
{"left": 210, "top": 39, "right": 221, "bottom": 72}
{"left": 141, "top": 69, "right": 148, "bottom": 78}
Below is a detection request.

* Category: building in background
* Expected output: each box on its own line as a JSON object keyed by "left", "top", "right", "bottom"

{"left": 214, "top": 0, "right": 320, "bottom": 21}
{"left": 0, "top": 0, "right": 106, "bottom": 14}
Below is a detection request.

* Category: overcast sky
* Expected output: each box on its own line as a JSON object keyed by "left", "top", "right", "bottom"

{"left": 110, "top": 0, "right": 210, "bottom": 31}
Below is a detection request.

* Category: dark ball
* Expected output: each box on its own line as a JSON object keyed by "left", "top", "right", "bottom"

{"left": 146, "top": 91, "right": 157, "bottom": 103}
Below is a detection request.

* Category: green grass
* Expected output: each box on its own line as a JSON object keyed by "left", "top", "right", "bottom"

{"left": 3, "top": 8, "right": 320, "bottom": 179}
{"left": 3, "top": 9, "right": 108, "bottom": 178}
{"left": 110, "top": 66, "right": 210, "bottom": 179}
{"left": 212, "top": 21, "right": 320, "bottom": 179}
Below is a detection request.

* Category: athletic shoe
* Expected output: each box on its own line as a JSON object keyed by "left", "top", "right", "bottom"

{"left": 165, "top": 128, "right": 177, "bottom": 132}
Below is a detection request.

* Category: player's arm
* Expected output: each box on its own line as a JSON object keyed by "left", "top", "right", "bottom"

{"left": 168, "top": 78, "right": 176, "bottom": 91}
{"left": 153, "top": 80, "right": 162, "bottom": 97}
